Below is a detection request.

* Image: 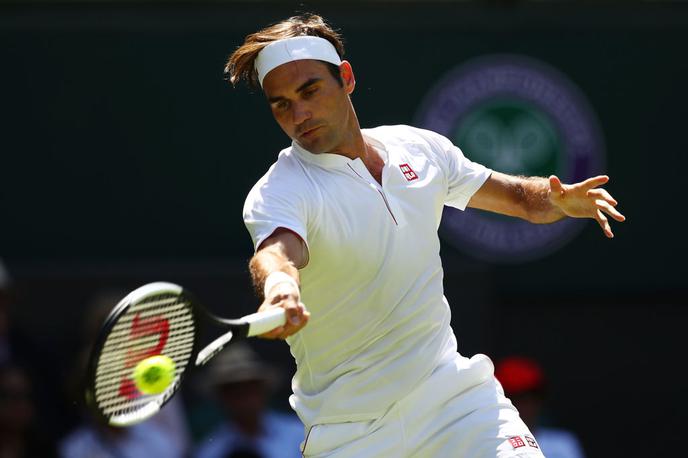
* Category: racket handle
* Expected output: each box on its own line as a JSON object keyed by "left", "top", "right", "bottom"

{"left": 244, "top": 307, "right": 288, "bottom": 337}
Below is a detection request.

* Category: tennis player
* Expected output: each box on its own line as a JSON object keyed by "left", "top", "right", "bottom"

{"left": 227, "top": 14, "right": 624, "bottom": 457}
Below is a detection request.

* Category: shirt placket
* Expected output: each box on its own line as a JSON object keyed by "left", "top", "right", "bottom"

{"left": 346, "top": 160, "right": 406, "bottom": 228}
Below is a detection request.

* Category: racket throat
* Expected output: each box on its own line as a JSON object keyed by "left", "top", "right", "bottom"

{"left": 195, "top": 331, "right": 236, "bottom": 366}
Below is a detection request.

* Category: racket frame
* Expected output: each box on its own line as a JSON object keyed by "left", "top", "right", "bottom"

{"left": 85, "top": 281, "right": 286, "bottom": 427}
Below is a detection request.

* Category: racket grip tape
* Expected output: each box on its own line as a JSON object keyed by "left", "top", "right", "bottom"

{"left": 244, "top": 307, "right": 288, "bottom": 337}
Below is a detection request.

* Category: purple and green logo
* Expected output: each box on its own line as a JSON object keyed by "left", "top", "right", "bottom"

{"left": 415, "top": 54, "right": 605, "bottom": 263}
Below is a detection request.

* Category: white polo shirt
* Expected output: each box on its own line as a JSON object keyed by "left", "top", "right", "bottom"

{"left": 243, "top": 125, "right": 492, "bottom": 428}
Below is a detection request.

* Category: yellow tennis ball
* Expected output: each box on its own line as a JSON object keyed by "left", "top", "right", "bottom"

{"left": 133, "top": 355, "right": 176, "bottom": 395}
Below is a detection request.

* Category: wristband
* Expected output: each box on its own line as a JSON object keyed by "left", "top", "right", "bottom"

{"left": 263, "top": 271, "right": 299, "bottom": 298}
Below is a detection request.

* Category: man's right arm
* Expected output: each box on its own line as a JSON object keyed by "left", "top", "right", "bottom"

{"left": 249, "top": 228, "right": 310, "bottom": 339}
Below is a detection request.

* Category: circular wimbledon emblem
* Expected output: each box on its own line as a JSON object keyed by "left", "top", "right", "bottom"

{"left": 415, "top": 54, "right": 605, "bottom": 263}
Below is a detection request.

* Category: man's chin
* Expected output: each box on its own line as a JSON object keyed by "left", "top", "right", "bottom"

{"left": 295, "top": 138, "right": 328, "bottom": 155}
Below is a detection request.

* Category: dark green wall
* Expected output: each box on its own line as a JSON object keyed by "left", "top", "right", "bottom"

{"left": 3, "top": 3, "right": 686, "bottom": 291}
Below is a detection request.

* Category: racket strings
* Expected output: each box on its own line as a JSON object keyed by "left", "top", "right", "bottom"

{"left": 96, "top": 310, "right": 193, "bottom": 368}
{"left": 94, "top": 292, "right": 196, "bottom": 420}
{"left": 94, "top": 332, "right": 195, "bottom": 397}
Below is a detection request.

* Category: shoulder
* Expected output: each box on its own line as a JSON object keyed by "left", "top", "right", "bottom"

{"left": 366, "top": 124, "right": 447, "bottom": 146}
{"left": 366, "top": 125, "right": 453, "bottom": 162}
{"left": 244, "top": 147, "right": 310, "bottom": 206}
{"left": 252, "top": 147, "right": 307, "bottom": 188}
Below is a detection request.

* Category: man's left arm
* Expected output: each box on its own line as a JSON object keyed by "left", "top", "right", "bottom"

{"left": 468, "top": 171, "right": 626, "bottom": 238}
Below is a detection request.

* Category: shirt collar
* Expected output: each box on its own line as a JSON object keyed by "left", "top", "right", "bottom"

{"left": 291, "top": 129, "right": 389, "bottom": 168}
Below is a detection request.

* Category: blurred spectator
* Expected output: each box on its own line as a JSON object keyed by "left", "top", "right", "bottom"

{"left": 0, "top": 259, "right": 36, "bottom": 368}
{"left": 0, "top": 259, "right": 10, "bottom": 365}
{"left": 0, "top": 363, "right": 56, "bottom": 457}
{"left": 59, "top": 288, "right": 191, "bottom": 458}
{"left": 495, "top": 356, "right": 586, "bottom": 458}
{"left": 59, "top": 401, "right": 189, "bottom": 458}
{"left": 193, "top": 343, "right": 303, "bottom": 458}
{"left": 0, "top": 258, "right": 61, "bottom": 451}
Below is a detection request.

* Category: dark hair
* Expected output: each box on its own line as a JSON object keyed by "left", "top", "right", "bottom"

{"left": 225, "top": 14, "right": 345, "bottom": 89}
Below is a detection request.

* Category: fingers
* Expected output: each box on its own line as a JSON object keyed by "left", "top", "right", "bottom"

{"left": 595, "top": 209, "right": 614, "bottom": 238}
{"left": 283, "top": 300, "right": 307, "bottom": 327}
{"left": 586, "top": 188, "right": 617, "bottom": 206}
{"left": 278, "top": 305, "right": 310, "bottom": 339}
{"left": 258, "top": 286, "right": 310, "bottom": 340}
{"left": 259, "top": 326, "right": 284, "bottom": 340}
{"left": 552, "top": 174, "right": 624, "bottom": 238}
{"left": 595, "top": 199, "right": 626, "bottom": 222}
{"left": 583, "top": 178, "right": 625, "bottom": 237}
{"left": 581, "top": 175, "right": 609, "bottom": 190}
{"left": 260, "top": 306, "right": 310, "bottom": 340}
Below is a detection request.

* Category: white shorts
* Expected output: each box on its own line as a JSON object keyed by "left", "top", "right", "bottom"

{"left": 301, "top": 354, "right": 544, "bottom": 458}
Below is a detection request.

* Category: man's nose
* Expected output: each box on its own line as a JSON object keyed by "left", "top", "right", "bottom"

{"left": 292, "top": 101, "right": 311, "bottom": 126}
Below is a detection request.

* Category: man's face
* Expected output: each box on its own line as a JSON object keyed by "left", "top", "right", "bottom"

{"left": 262, "top": 59, "right": 354, "bottom": 154}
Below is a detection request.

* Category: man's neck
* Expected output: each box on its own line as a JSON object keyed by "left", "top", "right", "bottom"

{"left": 332, "top": 130, "right": 384, "bottom": 184}
{"left": 322, "top": 106, "right": 385, "bottom": 183}
{"left": 327, "top": 101, "right": 370, "bottom": 161}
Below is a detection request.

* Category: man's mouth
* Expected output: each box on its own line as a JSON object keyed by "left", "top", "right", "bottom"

{"left": 300, "top": 126, "right": 321, "bottom": 138}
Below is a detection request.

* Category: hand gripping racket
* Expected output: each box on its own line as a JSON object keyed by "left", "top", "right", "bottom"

{"left": 85, "top": 281, "right": 287, "bottom": 427}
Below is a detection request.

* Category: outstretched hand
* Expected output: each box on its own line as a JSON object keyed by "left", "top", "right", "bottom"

{"left": 549, "top": 175, "right": 626, "bottom": 238}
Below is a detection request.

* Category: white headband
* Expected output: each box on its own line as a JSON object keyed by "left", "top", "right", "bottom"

{"left": 255, "top": 36, "right": 342, "bottom": 87}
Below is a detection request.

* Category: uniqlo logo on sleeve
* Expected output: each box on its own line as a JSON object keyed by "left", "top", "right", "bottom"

{"left": 508, "top": 436, "right": 526, "bottom": 449}
{"left": 399, "top": 163, "right": 418, "bottom": 181}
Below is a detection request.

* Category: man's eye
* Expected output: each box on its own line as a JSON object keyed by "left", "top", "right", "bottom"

{"left": 276, "top": 100, "right": 289, "bottom": 110}
{"left": 303, "top": 88, "right": 317, "bottom": 98}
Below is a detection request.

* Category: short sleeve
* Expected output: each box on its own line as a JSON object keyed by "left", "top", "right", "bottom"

{"left": 412, "top": 127, "right": 492, "bottom": 210}
{"left": 243, "top": 161, "right": 309, "bottom": 254}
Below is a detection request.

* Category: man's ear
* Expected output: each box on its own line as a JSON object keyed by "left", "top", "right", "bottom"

{"left": 339, "top": 61, "right": 356, "bottom": 94}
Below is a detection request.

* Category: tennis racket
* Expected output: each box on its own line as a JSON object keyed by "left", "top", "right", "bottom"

{"left": 85, "top": 281, "right": 287, "bottom": 427}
